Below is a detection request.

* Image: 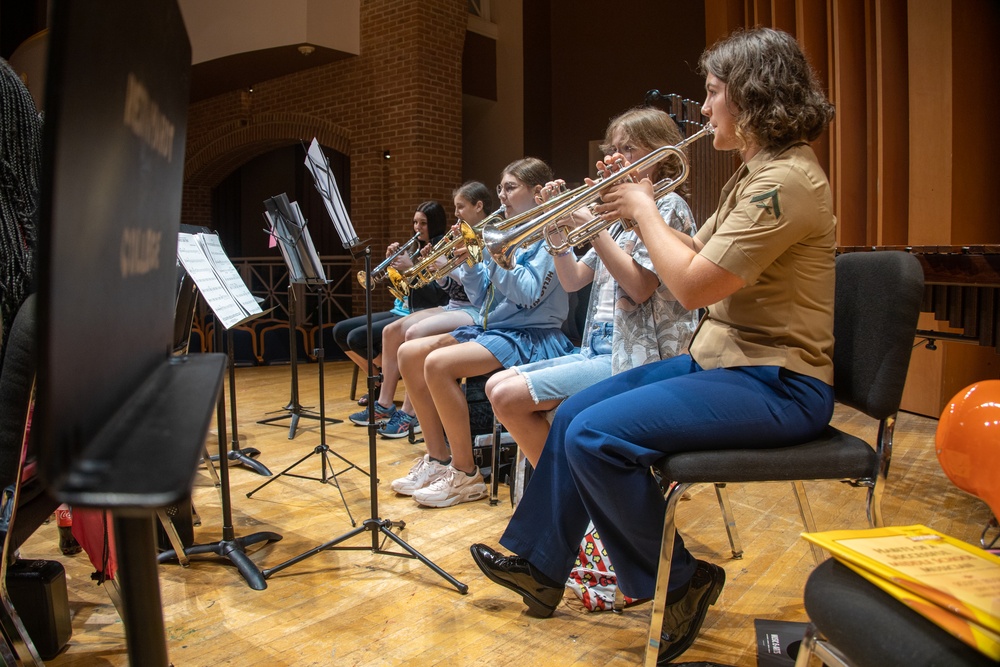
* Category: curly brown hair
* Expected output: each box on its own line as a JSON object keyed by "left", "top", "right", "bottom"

{"left": 698, "top": 27, "right": 834, "bottom": 152}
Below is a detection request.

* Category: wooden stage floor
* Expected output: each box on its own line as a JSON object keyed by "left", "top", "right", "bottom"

{"left": 24, "top": 361, "right": 993, "bottom": 666}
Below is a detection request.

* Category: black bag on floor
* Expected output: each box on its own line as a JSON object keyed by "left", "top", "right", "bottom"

{"left": 6, "top": 558, "right": 72, "bottom": 660}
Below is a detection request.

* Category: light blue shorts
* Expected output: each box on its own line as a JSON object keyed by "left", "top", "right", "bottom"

{"left": 443, "top": 302, "right": 481, "bottom": 322}
{"left": 450, "top": 324, "right": 574, "bottom": 369}
{"left": 515, "top": 323, "right": 614, "bottom": 403}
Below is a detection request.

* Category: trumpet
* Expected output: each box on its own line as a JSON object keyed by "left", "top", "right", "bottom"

{"left": 356, "top": 232, "right": 421, "bottom": 293}
{"left": 483, "top": 124, "right": 715, "bottom": 268}
{"left": 389, "top": 205, "right": 506, "bottom": 297}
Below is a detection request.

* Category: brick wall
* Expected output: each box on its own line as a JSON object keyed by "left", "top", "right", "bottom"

{"left": 183, "top": 0, "right": 466, "bottom": 313}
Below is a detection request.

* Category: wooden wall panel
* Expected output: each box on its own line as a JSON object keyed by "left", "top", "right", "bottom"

{"left": 705, "top": 0, "right": 746, "bottom": 48}
{"left": 831, "top": 0, "right": 869, "bottom": 245}
{"left": 750, "top": 0, "right": 772, "bottom": 26}
{"left": 796, "top": 0, "right": 831, "bottom": 174}
{"left": 950, "top": 2, "right": 1000, "bottom": 245}
{"left": 874, "top": 0, "right": 909, "bottom": 245}
{"left": 771, "top": 0, "right": 797, "bottom": 33}
{"left": 906, "top": 0, "right": 952, "bottom": 245}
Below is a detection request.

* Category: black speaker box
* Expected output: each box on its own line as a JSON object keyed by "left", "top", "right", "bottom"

{"left": 6, "top": 558, "right": 72, "bottom": 660}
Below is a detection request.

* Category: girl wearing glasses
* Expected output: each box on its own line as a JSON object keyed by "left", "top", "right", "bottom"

{"left": 391, "top": 158, "right": 573, "bottom": 508}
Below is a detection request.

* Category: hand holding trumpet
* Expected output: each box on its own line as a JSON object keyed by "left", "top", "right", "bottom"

{"left": 385, "top": 239, "right": 418, "bottom": 271}
{"left": 589, "top": 173, "right": 659, "bottom": 237}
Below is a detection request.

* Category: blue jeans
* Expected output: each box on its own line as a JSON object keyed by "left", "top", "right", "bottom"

{"left": 499, "top": 354, "right": 834, "bottom": 598}
{"left": 515, "top": 322, "right": 614, "bottom": 403}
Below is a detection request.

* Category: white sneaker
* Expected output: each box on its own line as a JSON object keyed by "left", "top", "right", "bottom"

{"left": 390, "top": 455, "right": 449, "bottom": 496}
{"left": 412, "top": 465, "right": 487, "bottom": 508}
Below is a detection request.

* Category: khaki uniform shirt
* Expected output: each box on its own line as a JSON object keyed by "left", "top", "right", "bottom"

{"left": 690, "top": 142, "right": 836, "bottom": 385}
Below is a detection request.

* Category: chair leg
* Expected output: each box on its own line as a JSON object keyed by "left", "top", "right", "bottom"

{"left": 156, "top": 509, "right": 190, "bottom": 567}
{"left": 0, "top": 624, "right": 18, "bottom": 666}
{"left": 868, "top": 413, "right": 896, "bottom": 528}
{"left": 792, "top": 481, "right": 826, "bottom": 565}
{"left": 202, "top": 445, "right": 222, "bottom": 493}
{"left": 350, "top": 365, "right": 359, "bottom": 401}
{"left": 713, "top": 483, "right": 744, "bottom": 559}
{"left": 643, "top": 482, "right": 690, "bottom": 667}
{"left": 511, "top": 450, "right": 531, "bottom": 509}
{"left": 794, "top": 622, "right": 852, "bottom": 667}
{"left": 613, "top": 585, "right": 625, "bottom": 613}
{"left": 793, "top": 623, "right": 820, "bottom": 667}
{"left": 489, "top": 416, "right": 504, "bottom": 506}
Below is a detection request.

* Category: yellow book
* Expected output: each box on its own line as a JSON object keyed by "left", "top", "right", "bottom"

{"left": 801, "top": 525, "right": 1000, "bottom": 638}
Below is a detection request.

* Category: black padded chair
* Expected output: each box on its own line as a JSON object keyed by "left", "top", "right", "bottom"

{"left": 0, "top": 294, "right": 61, "bottom": 664}
{"left": 642, "top": 251, "right": 925, "bottom": 666}
{"left": 794, "top": 558, "right": 994, "bottom": 667}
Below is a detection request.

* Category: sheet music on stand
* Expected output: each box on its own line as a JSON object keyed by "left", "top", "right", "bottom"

{"left": 263, "top": 193, "right": 327, "bottom": 284}
{"left": 177, "top": 232, "right": 263, "bottom": 329}
{"left": 304, "top": 138, "right": 360, "bottom": 250}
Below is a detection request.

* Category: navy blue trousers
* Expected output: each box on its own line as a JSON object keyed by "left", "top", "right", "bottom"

{"left": 500, "top": 354, "right": 834, "bottom": 599}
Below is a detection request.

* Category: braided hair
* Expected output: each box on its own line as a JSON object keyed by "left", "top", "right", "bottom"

{"left": 0, "top": 58, "right": 41, "bottom": 354}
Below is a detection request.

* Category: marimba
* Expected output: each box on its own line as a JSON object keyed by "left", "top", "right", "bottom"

{"left": 838, "top": 245, "right": 1000, "bottom": 352}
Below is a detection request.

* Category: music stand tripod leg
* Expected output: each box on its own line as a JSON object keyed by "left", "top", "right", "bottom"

{"left": 224, "top": 329, "right": 271, "bottom": 476}
{"left": 158, "top": 390, "right": 282, "bottom": 590}
{"left": 258, "top": 248, "right": 467, "bottom": 595}
{"left": 245, "top": 283, "right": 364, "bottom": 526}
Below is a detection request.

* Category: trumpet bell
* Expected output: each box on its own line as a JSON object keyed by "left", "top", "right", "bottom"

{"left": 386, "top": 266, "right": 408, "bottom": 301}
{"left": 460, "top": 221, "right": 483, "bottom": 265}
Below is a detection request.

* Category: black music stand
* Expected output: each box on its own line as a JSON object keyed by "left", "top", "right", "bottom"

{"left": 260, "top": 143, "right": 466, "bottom": 594}
{"left": 160, "top": 231, "right": 282, "bottom": 587}
{"left": 177, "top": 225, "right": 271, "bottom": 476}
{"left": 247, "top": 195, "right": 366, "bottom": 525}
{"left": 35, "top": 2, "right": 224, "bottom": 665}
{"left": 255, "top": 178, "right": 341, "bottom": 439}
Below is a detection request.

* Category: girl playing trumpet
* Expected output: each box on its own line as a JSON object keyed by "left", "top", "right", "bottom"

{"left": 391, "top": 158, "right": 574, "bottom": 507}
{"left": 350, "top": 182, "right": 493, "bottom": 437}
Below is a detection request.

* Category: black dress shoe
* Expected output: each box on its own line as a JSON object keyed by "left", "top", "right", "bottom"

{"left": 469, "top": 544, "right": 563, "bottom": 617}
{"left": 657, "top": 560, "right": 725, "bottom": 665}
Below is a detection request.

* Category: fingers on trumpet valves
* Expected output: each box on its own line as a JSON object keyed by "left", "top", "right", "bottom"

{"left": 536, "top": 179, "right": 566, "bottom": 203}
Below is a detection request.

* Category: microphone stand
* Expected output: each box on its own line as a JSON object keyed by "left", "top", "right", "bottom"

{"left": 260, "top": 247, "right": 467, "bottom": 593}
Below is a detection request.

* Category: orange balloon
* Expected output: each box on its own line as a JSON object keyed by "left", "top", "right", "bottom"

{"left": 936, "top": 380, "right": 1000, "bottom": 519}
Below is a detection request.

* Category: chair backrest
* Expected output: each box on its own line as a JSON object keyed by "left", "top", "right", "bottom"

{"left": 832, "top": 251, "right": 924, "bottom": 420}
{"left": 561, "top": 281, "right": 593, "bottom": 347}
{"left": 0, "top": 294, "right": 37, "bottom": 489}
{"left": 0, "top": 293, "right": 59, "bottom": 557}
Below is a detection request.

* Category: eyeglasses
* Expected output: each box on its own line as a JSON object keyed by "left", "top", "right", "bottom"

{"left": 603, "top": 144, "right": 635, "bottom": 160}
{"left": 496, "top": 182, "right": 521, "bottom": 196}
